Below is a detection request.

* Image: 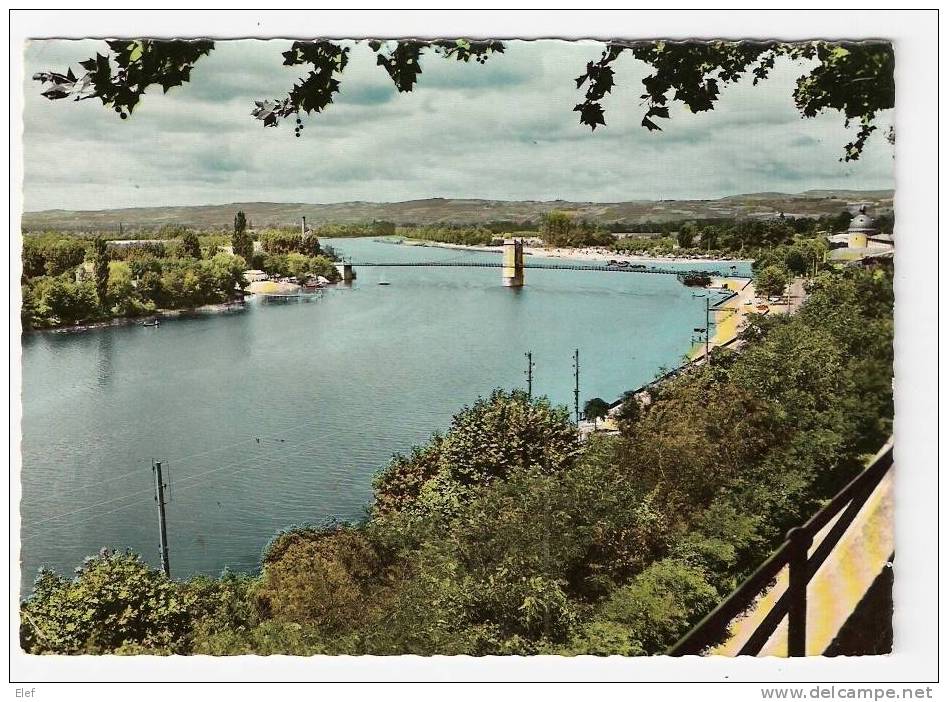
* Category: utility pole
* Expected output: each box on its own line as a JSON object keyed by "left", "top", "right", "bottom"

{"left": 705, "top": 296, "right": 711, "bottom": 362}
{"left": 524, "top": 351, "right": 534, "bottom": 399}
{"left": 572, "top": 348, "right": 580, "bottom": 425}
{"left": 693, "top": 293, "right": 714, "bottom": 365}
{"left": 152, "top": 460, "right": 171, "bottom": 577}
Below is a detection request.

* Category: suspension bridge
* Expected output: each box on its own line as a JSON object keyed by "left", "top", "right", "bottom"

{"left": 338, "top": 239, "right": 747, "bottom": 287}
{"left": 346, "top": 260, "right": 734, "bottom": 275}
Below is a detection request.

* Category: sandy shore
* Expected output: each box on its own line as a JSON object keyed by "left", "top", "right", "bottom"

{"left": 687, "top": 278, "right": 757, "bottom": 361}
{"left": 399, "top": 238, "right": 752, "bottom": 266}
{"left": 247, "top": 280, "right": 303, "bottom": 296}
{"left": 524, "top": 245, "right": 752, "bottom": 266}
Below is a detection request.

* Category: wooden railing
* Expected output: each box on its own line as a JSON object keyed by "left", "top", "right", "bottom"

{"left": 667, "top": 439, "right": 894, "bottom": 657}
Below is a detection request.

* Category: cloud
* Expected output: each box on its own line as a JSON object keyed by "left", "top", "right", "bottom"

{"left": 20, "top": 39, "right": 894, "bottom": 212}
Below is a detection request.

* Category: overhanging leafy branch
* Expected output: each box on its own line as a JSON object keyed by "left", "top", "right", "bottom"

{"left": 252, "top": 39, "right": 505, "bottom": 135}
{"left": 33, "top": 39, "right": 214, "bottom": 118}
{"left": 573, "top": 40, "right": 893, "bottom": 161}
{"left": 250, "top": 41, "right": 350, "bottom": 135}
{"left": 33, "top": 38, "right": 892, "bottom": 161}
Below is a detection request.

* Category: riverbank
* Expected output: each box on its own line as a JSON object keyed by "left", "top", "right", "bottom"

{"left": 395, "top": 237, "right": 753, "bottom": 266}
{"left": 687, "top": 277, "right": 757, "bottom": 361}
{"left": 583, "top": 277, "right": 757, "bottom": 436}
{"left": 30, "top": 298, "right": 248, "bottom": 334}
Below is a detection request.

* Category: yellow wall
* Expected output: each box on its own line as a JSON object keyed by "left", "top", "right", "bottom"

{"left": 848, "top": 232, "right": 868, "bottom": 248}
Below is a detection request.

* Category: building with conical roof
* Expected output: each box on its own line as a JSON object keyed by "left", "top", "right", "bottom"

{"left": 848, "top": 206, "right": 878, "bottom": 248}
{"left": 828, "top": 205, "right": 894, "bottom": 264}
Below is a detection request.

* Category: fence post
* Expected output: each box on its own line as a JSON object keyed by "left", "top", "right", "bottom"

{"left": 786, "top": 526, "right": 813, "bottom": 656}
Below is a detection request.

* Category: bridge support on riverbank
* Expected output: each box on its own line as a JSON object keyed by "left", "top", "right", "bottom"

{"left": 502, "top": 239, "right": 524, "bottom": 287}
{"left": 335, "top": 262, "right": 355, "bottom": 283}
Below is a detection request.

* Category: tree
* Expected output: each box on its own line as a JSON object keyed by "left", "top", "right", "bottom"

{"left": 260, "top": 230, "right": 322, "bottom": 257}
{"left": 372, "top": 438, "right": 444, "bottom": 517}
{"left": 231, "top": 210, "right": 253, "bottom": 264}
{"left": 373, "top": 389, "right": 580, "bottom": 519}
{"left": 754, "top": 264, "right": 790, "bottom": 298}
{"left": 256, "top": 526, "right": 383, "bottom": 633}
{"left": 180, "top": 230, "right": 201, "bottom": 258}
{"left": 44, "top": 239, "right": 87, "bottom": 277}
{"left": 91, "top": 236, "right": 110, "bottom": 309}
{"left": 438, "top": 390, "right": 579, "bottom": 488}
{"left": 831, "top": 209, "right": 854, "bottom": 232}
{"left": 677, "top": 224, "right": 696, "bottom": 249}
{"left": 106, "top": 261, "right": 136, "bottom": 315}
{"left": 540, "top": 211, "right": 575, "bottom": 247}
{"left": 20, "top": 549, "right": 191, "bottom": 654}
{"left": 614, "top": 389, "right": 643, "bottom": 436}
{"left": 21, "top": 240, "right": 47, "bottom": 280}
{"left": 35, "top": 39, "right": 893, "bottom": 161}
{"left": 569, "top": 559, "right": 719, "bottom": 656}
{"left": 700, "top": 225, "right": 720, "bottom": 251}
{"left": 583, "top": 397, "right": 610, "bottom": 424}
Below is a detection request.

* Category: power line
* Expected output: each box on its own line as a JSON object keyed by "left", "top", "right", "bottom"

{"left": 47, "top": 412, "right": 347, "bottom": 496}
{"left": 26, "top": 424, "right": 341, "bottom": 530}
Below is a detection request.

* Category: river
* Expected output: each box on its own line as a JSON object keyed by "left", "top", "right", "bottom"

{"left": 19, "top": 238, "right": 750, "bottom": 591}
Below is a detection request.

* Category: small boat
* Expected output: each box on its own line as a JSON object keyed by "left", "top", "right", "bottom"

{"left": 141, "top": 319, "right": 160, "bottom": 327}
{"left": 378, "top": 280, "right": 391, "bottom": 286}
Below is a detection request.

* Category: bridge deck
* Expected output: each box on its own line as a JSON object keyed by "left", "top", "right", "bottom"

{"left": 348, "top": 261, "right": 747, "bottom": 277}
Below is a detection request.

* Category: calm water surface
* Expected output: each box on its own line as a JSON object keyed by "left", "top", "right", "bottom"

{"left": 20, "top": 238, "right": 749, "bottom": 589}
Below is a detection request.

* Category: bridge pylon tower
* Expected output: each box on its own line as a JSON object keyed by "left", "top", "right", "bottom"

{"left": 502, "top": 238, "right": 525, "bottom": 287}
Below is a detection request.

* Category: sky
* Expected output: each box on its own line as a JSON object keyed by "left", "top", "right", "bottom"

{"left": 20, "top": 39, "right": 895, "bottom": 212}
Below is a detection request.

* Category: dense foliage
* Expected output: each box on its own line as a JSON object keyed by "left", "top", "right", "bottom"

{"left": 396, "top": 226, "right": 497, "bottom": 247}
{"left": 22, "top": 235, "right": 87, "bottom": 280}
{"left": 259, "top": 229, "right": 322, "bottom": 257}
{"left": 21, "top": 233, "right": 248, "bottom": 329}
{"left": 21, "top": 266, "right": 893, "bottom": 655}
{"left": 540, "top": 211, "right": 615, "bottom": 248}
{"left": 252, "top": 252, "right": 339, "bottom": 282}
{"left": 754, "top": 264, "right": 790, "bottom": 298}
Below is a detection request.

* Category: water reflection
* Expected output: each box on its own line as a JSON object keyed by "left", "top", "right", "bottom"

{"left": 95, "top": 332, "right": 114, "bottom": 387}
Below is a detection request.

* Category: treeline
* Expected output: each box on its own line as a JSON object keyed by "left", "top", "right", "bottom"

{"left": 751, "top": 239, "right": 830, "bottom": 297}
{"left": 396, "top": 226, "right": 498, "bottom": 247}
{"left": 249, "top": 226, "right": 339, "bottom": 282}
{"left": 21, "top": 267, "right": 893, "bottom": 655}
{"left": 540, "top": 211, "right": 615, "bottom": 247}
{"left": 622, "top": 210, "right": 856, "bottom": 238}
{"left": 391, "top": 210, "right": 857, "bottom": 254}
{"left": 678, "top": 217, "right": 823, "bottom": 253}
{"left": 21, "top": 235, "right": 249, "bottom": 330}
{"left": 21, "top": 212, "right": 352, "bottom": 330}
{"left": 612, "top": 236, "right": 679, "bottom": 256}
{"left": 304, "top": 221, "right": 396, "bottom": 238}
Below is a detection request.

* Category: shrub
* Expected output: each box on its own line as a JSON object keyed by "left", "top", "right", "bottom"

{"left": 754, "top": 264, "right": 790, "bottom": 297}
{"left": 255, "top": 526, "right": 383, "bottom": 633}
{"left": 20, "top": 550, "right": 190, "bottom": 654}
{"left": 569, "top": 559, "right": 718, "bottom": 655}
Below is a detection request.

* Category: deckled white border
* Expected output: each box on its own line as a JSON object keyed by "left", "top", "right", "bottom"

{"left": 5, "top": 7, "right": 939, "bottom": 691}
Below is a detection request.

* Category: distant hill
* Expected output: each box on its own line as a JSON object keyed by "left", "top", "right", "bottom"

{"left": 21, "top": 190, "right": 894, "bottom": 232}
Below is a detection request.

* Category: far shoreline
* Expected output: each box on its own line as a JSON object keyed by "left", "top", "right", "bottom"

{"left": 387, "top": 237, "right": 755, "bottom": 266}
